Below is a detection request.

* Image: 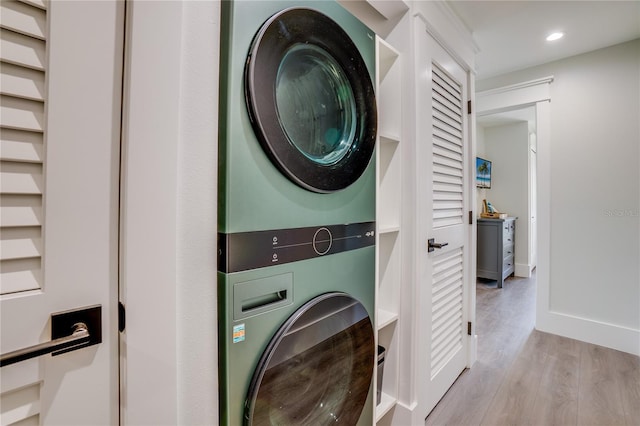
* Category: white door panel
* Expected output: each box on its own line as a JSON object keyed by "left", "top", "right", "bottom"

{"left": 1, "top": 1, "right": 123, "bottom": 424}
{"left": 415, "top": 26, "right": 470, "bottom": 420}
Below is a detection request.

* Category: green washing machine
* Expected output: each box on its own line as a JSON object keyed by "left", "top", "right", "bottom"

{"left": 218, "top": 1, "right": 377, "bottom": 424}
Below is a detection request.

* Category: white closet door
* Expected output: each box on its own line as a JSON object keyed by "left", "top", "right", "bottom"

{"left": 414, "top": 26, "right": 471, "bottom": 420}
{"left": 1, "top": 1, "right": 123, "bottom": 424}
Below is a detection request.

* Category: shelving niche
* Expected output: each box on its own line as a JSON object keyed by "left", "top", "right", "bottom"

{"left": 375, "top": 36, "right": 402, "bottom": 424}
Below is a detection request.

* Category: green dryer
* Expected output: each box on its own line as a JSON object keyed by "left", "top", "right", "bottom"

{"left": 218, "top": 1, "right": 378, "bottom": 424}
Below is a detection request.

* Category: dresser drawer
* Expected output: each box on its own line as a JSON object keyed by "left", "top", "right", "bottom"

{"left": 503, "top": 224, "right": 514, "bottom": 245}
{"left": 503, "top": 243, "right": 514, "bottom": 259}
{"left": 503, "top": 254, "right": 514, "bottom": 274}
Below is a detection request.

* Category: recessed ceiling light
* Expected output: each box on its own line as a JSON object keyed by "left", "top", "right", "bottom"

{"left": 546, "top": 32, "right": 564, "bottom": 42}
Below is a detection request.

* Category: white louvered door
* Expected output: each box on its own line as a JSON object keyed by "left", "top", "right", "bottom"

{"left": 1, "top": 1, "right": 123, "bottom": 424}
{"left": 415, "top": 28, "right": 470, "bottom": 420}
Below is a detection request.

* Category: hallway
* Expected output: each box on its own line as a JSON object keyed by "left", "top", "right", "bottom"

{"left": 425, "top": 274, "right": 640, "bottom": 425}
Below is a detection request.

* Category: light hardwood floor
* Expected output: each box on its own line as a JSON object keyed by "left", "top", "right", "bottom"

{"left": 424, "top": 273, "right": 640, "bottom": 426}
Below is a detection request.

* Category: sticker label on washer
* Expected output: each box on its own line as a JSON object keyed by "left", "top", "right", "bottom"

{"left": 232, "top": 324, "right": 245, "bottom": 343}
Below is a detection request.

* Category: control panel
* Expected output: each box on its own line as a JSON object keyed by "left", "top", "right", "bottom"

{"left": 219, "top": 222, "right": 375, "bottom": 273}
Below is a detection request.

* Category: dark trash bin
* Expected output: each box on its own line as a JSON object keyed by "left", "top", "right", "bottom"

{"left": 377, "top": 345, "right": 386, "bottom": 405}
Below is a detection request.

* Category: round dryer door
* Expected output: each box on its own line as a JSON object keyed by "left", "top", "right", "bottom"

{"left": 245, "top": 8, "right": 377, "bottom": 193}
{"left": 244, "top": 293, "right": 374, "bottom": 425}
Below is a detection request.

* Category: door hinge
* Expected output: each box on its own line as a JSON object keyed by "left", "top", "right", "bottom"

{"left": 469, "top": 210, "right": 473, "bottom": 225}
{"left": 467, "top": 100, "right": 472, "bottom": 115}
{"left": 118, "top": 302, "right": 126, "bottom": 332}
{"left": 467, "top": 321, "right": 472, "bottom": 336}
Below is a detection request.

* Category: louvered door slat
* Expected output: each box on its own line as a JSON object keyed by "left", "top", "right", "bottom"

{"left": 434, "top": 130, "right": 463, "bottom": 151}
{"left": 434, "top": 113, "right": 462, "bottom": 138}
{"left": 430, "top": 248, "right": 464, "bottom": 377}
{"left": 433, "top": 66, "right": 461, "bottom": 98}
{"left": 434, "top": 155, "right": 464, "bottom": 173}
{"left": 432, "top": 92, "right": 462, "bottom": 122}
{"left": 0, "top": 235, "right": 42, "bottom": 261}
{"left": 1, "top": 161, "right": 43, "bottom": 192}
{"left": 1, "top": 194, "right": 42, "bottom": 227}
{"left": 0, "top": 1, "right": 46, "bottom": 40}
{"left": 432, "top": 63, "right": 464, "bottom": 229}
{"left": 0, "top": 135, "right": 43, "bottom": 163}
{"left": 0, "top": 28, "right": 46, "bottom": 70}
{"left": 1, "top": 0, "right": 46, "bottom": 299}
{"left": 0, "top": 171, "right": 42, "bottom": 194}
{"left": 0, "top": 382, "right": 41, "bottom": 425}
{"left": 432, "top": 310, "right": 462, "bottom": 349}
{"left": 434, "top": 171, "right": 463, "bottom": 186}
{"left": 1, "top": 63, "right": 45, "bottom": 101}
{"left": 433, "top": 183, "right": 462, "bottom": 195}
{"left": 433, "top": 98, "right": 462, "bottom": 126}
{"left": 0, "top": 96, "right": 44, "bottom": 131}
{"left": 20, "top": 0, "right": 47, "bottom": 11}
{"left": 434, "top": 144, "right": 462, "bottom": 163}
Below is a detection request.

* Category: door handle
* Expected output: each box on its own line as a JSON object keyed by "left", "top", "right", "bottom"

{"left": 1, "top": 305, "right": 101, "bottom": 367}
{"left": 428, "top": 238, "right": 449, "bottom": 252}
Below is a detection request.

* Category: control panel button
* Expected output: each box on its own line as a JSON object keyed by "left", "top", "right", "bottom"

{"left": 312, "top": 227, "right": 332, "bottom": 255}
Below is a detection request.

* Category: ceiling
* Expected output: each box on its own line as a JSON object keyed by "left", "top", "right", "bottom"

{"left": 449, "top": 0, "right": 640, "bottom": 80}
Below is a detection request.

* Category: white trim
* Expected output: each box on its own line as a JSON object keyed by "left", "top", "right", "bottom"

{"left": 477, "top": 76, "right": 554, "bottom": 97}
{"left": 411, "top": 0, "right": 477, "bottom": 74}
{"left": 476, "top": 76, "right": 554, "bottom": 116}
{"left": 514, "top": 263, "right": 532, "bottom": 278}
{"left": 414, "top": 12, "right": 474, "bottom": 75}
{"left": 534, "top": 100, "right": 552, "bottom": 350}
{"left": 475, "top": 79, "right": 554, "bottom": 361}
{"left": 537, "top": 311, "right": 640, "bottom": 356}
{"left": 120, "top": 1, "right": 182, "bottom": 423}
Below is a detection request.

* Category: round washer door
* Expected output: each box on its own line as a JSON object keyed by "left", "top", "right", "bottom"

{"left": 244, "top": 293, "right": 374, "bottom": 425}
{"left": 245, "top": 8, "right": 377, "bottom": 193}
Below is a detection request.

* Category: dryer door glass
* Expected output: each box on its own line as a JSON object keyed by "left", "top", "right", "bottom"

{"left": 276, "top": 44, "right": 356, "bottom": 166}
{"left": 244, "top": 293, "right": 374, "bottom": 425}
{"left": 245, "top": 8, "right": 377, "bottom": 193}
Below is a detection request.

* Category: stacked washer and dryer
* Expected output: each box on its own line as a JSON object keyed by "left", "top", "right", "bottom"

{"left": 218, "top": 1, "right": 378, "bottom": 424}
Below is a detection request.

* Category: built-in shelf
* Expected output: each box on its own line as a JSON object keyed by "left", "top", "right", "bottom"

{"left": 378, "top": 309, "right": 399, "bottom": 330}
{"left": 367, "top": 0, "right": 409, "bottom": 20}
{"left": 378, "top": 226, "right": 400, "bottom": 235}
{"left": 376, "top": 392, "right": 397, "bottom": 422}
{"left": 380, "top": 132, "right": 400, "bottom": 145}
{"left": 375, "top": 34, "right": 402, "bottom": 425}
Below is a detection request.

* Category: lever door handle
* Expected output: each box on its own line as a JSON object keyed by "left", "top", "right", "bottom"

{"left": 428, "top": 238, "right": 449, "bottom": 252}
{"left": 1, "top": 305, "right": 101, "bottom": 368}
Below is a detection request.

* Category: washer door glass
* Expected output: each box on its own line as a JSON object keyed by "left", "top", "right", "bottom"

{"left": 245, "top": 8, "right": 377, "bottom": 193}
{"left": 244, "top": 293, "right": 374, "bottom": 425}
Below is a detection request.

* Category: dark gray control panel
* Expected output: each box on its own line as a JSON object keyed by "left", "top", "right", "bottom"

{"left": 218, "top": 222, "right": 375, "bottom": 273}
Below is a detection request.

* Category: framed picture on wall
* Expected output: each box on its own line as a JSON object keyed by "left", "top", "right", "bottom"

{"left": 476, "top": 157, "right": 492, "bottom": 189}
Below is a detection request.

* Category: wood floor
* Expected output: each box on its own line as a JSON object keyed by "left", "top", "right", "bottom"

{"left": 424, "top": 273, "right": 640, "bottom": 426}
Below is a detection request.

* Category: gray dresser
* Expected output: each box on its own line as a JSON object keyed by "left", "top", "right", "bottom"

{"left": 477, "top": 217, "right": 515, "bottom": 288}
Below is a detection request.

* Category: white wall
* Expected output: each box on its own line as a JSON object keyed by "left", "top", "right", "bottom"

{"left": 476, "top": 125, "right": 487, "bottom": 216}
{"left": 478, "top": 39, "right": 640, "bottom": 353}
{"left": 122, "top": 2, "right": 219, "bottom": 424}
{"left": 176, "top": 2, "right": 220, "bottom": 424}
{"left": 483, "top": 122, "right": 530, "bottom": 275}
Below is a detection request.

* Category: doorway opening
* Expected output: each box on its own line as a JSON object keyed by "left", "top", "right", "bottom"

{"left": 476, "top": 106, "right": 537, "bottom": 282}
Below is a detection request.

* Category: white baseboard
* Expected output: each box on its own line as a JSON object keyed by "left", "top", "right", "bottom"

{"left": 514, "top": 263, "right": 532, "bottom": 278}
{"left": 392, "top": 400, "right": 417, "bottom": 425}
{"left": 536, "top": 310, "right": 640, "bottom": 356}
{"left": 468, "top": 334, "right": 478, "bottom": 367}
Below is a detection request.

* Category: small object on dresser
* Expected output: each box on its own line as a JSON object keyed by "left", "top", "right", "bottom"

{"left": 481, "top": 199, "right": 507, "bottom": 219}
{"left": 481, "top": 212, "right": 508, "bottom": 219}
